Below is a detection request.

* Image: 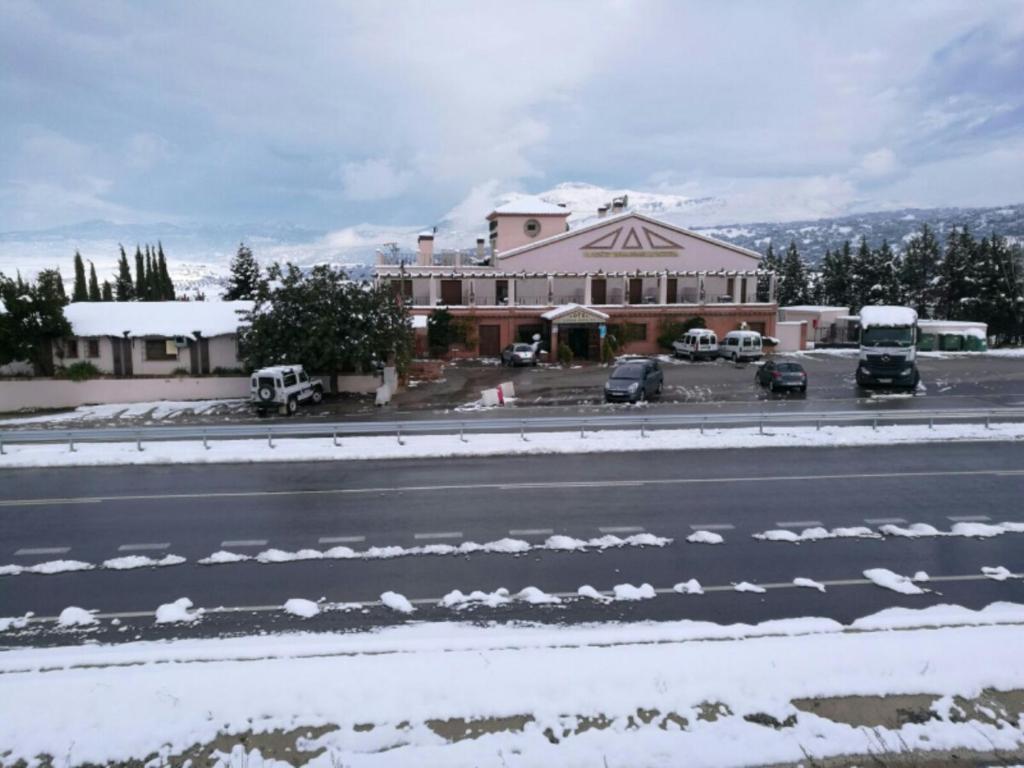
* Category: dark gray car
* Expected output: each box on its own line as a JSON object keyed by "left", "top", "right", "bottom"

{"left": 604, "top": 359, "right": 663, "bottom": 403}
{"left": 755, "top": 360, "right": 807, "bottom": 393}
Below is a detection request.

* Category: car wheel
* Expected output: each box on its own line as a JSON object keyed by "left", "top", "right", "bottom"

{"left": 768, "top": 380, "right": 775, "bottom": 393}
{"left": 732, "top": 353, "right": 738, "bottom": 363}
{"left": 311, "top": 387, "right": 323, "bottom": 404}
{"left": 286, "top": 397, "right": 298, "bottom": 415}
{"left": 655, "top": 381, "right": 663, "bottom": 396}
{"left": 799, "top": 385, "right": 807, "bottom": 394}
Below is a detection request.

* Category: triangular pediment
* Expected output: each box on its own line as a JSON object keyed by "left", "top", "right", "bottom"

{"left": 581, "top": 228, "right": 621, "bottom": 249}
{"left": 621, "top": 228, "right": 643, "bottom": 249}
{"left": 644, "top": 227, "right": 683, "bottom": 249}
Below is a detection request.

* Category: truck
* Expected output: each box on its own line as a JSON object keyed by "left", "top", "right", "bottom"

{"left": 855, "top": 306, "right": 920, "bottom": 390}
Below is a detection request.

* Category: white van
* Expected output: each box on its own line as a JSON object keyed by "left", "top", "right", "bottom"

{"left": 672, "top": 328, "right": 718, "bottom": 361}
{"left": 718, "top": 330, "right": 763, "bottom": 362}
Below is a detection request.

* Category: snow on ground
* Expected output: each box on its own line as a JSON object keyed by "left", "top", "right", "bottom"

{"left": 983, "top": 566, "right": 1018, "bottom": 581}
{"left": 754, "top": 526, "right": 879, "bottom": 543}
{"left": 863, "top": 568, "right": 926, "bottom": 595}
{"left": 0, "top": 559, "right": 94, "bottom": 576}
{"left": 880, "top": 521, "right": 1024, "bottom": 539}
{"left": 0, "top": 399, "right": 248, "bottom": 425}
{"left": 441, "top": 589, "right": 512, "bottom": 609}
{"left": 380, "top": 591, "right": 415, "bottom": 614}
{"left": 4, "top": 421, "right": 1024, "bottom": 469}
{"left": 155, "top": 597, "right": 202, "bottom": 624}
{"left": 5, "top": 604, "right": 1023, "bottom": 767}
{"left": 283, "top": 599, "right": 320, "bottom": 619}
{"left": 793, "top": 577, "right": 827, "bottom": 592}
{"left": 612, "top": 583, "right": 656, "bottom": 601}
{"left": 516, "top": 587, "right": 562, "bottom": 605}
{"left": 686, "top": 530, "right": 724, "bottom": 544}
{"left": 101, "top": 554, "right": 185, "bottom": 570}
{"left": 56, "top": 606, "right": 97, "bottom": 627}
{"left": 733, "top": 581, "right": 767, "bottom": 594}
{"left": 673, "top": 579, "right": 704, "bottom": 595}
{"left": 576, "top": 585, "right": 610, "bottom": 602}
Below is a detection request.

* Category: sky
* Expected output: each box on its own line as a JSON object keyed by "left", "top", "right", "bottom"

{"left": 2, "top": 0, "right": 1024, "bottom": 239}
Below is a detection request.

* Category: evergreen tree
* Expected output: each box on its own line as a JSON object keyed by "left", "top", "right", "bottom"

{"left": 776, "top": 240, "right": 810, "bottom": 306}
{"left": 115, "top": 245, "right": 135, "bottom": 301}
{"left": 224, "top": 242, "right": 262, "bottom": 300}
{"left": 935, "top": 227, "right": 974, "bottom": 320}
{"left": 756, "top": 242, "right": 780, "bottom": 302}
{"left": 875, "top": 240, "right": 903, "bottom": 305}
{"left": 850, "top": 236, "right": 897, "bottom": 311}
{"left": 899, "top": 224, "right": 941, "bottom": 318}
{"left": 134, "top": 245, "right": 146, "bottom": 299}
{"left": 72, "top": 251, "right": 88, "bottom": 302}
{"left": 87, "top": 261, "right": 101, "bottom": 302}
{"left": 0, "top": 269, "right": 72, "bottom": 375}
{"left": 144, "top": 246, "right": 157, "bottom": 300}
{"left": 157, "top": 242, "right": 175, "bottom": 300}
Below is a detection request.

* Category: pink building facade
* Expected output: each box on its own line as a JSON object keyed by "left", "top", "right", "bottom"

{"left": 377, "top": 198, "right": 776, "bottom": 359}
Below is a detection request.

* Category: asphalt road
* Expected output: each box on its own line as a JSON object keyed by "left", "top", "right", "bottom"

{"left": 2, "top": 441, "right": 1023, "bottom": 645}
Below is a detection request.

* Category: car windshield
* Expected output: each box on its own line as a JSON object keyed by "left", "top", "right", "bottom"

{"left": 777, "top": 363, "right": 803, "bottom": 372}
{"left": 514, "top": 344, "right": 532, "bottom": 352}
{"left": 862, "top": 327, "right": 914, "bottom": 347}
{"left": 611, "top": 365, "right": 643, "bottom": 380}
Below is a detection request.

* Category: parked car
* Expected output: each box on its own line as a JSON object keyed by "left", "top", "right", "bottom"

{"left": 718, "top": 330, "right": 763, "bottom": 362}
{"left": 755, "top": 360, "right": 807, "bottom": 393}
{"left": 604, "top": 358, "right": 663, "bottom": 403}
{"left": 500, "top": 343, "right": 537, "bottom": 366}
{"left": 673, "top": 328, "right": 718, "bottom": 361}
{"left": 250, "top": 365, "right": 324, "bottom": 415}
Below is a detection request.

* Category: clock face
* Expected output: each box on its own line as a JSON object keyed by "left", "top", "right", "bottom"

{"left": 523, "top": 218, "right": 541, "bottom": 238}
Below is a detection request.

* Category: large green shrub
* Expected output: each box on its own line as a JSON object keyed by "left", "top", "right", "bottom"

{"left": 65, "top": 361, "right": 101, "bottom": 382}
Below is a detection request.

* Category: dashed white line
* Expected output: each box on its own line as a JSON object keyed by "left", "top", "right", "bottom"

{"left": 947, "top": 515, "right": 991, "bottom": 522}
{"left": 689, "top": 523, "right": 735, "bottom": 531}
{"left": 774, "top": 521, "right": 823, "bottom": 528}
{"left": 598, "top": 526, "right": 646, "bottom": 534}
{"left": 864, "top": 517, "right": 907, "bottom": 525}
{"left": 413, "top": 531, "right": 463, "bottom": 540}
{"left": 220, "top": 539, "right": 268, "bottom": 548}
{"left": 117, "top": 542, "right": 170, "bottom": 552}
{"left": 318, "top": 535, "right": 366, "bottom": 544}
{"left": 14, "top": 547, "right": 70, "bottom": 556}
{"left": 509, "top": 528, "right": 554, "bottom": 536}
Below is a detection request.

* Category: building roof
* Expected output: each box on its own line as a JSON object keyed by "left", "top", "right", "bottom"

{"left": 64, "top": 301, "right": 254, "bottom": 339}
{"left": 495, "top": 211, "right": 762, "bottom": 261}
{"left": 488, "top": 196, "right": 570, "bottom": 217}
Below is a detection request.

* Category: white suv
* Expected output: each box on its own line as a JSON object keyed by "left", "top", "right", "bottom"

{"left": 250, "top": 365, "right": 324, "bottom": 415}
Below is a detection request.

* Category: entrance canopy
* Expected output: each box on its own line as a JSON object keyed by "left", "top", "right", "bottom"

{"left": 541, "top": 303, "right": 610, "bottom": 325}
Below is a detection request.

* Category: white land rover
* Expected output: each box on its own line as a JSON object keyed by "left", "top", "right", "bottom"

{"left": 250, "top": 365, "right": 324, "bottom": 415}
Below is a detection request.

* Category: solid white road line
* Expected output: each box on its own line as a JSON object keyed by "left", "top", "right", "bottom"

{"left": 689, "top": 523, "right": 735, "bottom": 531}
{"left": 947, "top": 515, "right": 992, "bottom": 522}
{"left": 220, "top": 539, "right": 268, "bottom": 548}
{"left": 318, "top": 536, "right": 366, "bottom": 544}
{"left": 413, "top": 531, "right": 463, "bottom": 540}
{"left": 864, "top": 517, "right": 907, "bottom": 525}
{"left": 775, "top": 521, "right": 823, "bottom": 528}
{"left": 508, "top": 528, "right": 554, "bottom": 536}
{"left": 598, "top": 526, "right": 645, "bottom": 534}
{"left": 13, "top": 547, "right": 70, "bottom": 556}
{"left": 117, "top": 542, "right": 170, "bottom": 552}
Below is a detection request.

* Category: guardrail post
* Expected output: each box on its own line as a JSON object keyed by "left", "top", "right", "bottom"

{"left": 268, "top": 431, "right": 274, "bottom": 449}
{"left": 700, "top": 418, "right": 705, "bottom": 435}
{"left": 69, "top": 436, "right": 75, "bottom": 453}
{"left": 985, "top": 415, "right": 991, "bottom": 430}
{"left": 520, "top": 421, "right": 528, "bottom": 442}
{"left": 759, "top": 421, "right": 764, "bottom": 436}
{"left": 641, "top": 419, "right": 647, "bottom": 438}
{"left": 872, "top": 418, "right": 877, "bottom": 431}
{"left": 202, "top": 431, "right": 209, "bottom": 450}
{"left": 137, "top": 432, "right": 143, "bottom": 452}
{"left": 580, "top": 420, "right": 586, "bottom": 439}
{"left": 397, "top": 428, "right": 404, "bottom": 445}
{"left": 0, "top": 437, "right": 4, "bottom": 455}
{"left": 929, "top": 417, "right": 933, "bottom": 430}
{"left": 333, "top": 430, "right": 340, "bottom": 447}
{"left": 816, "top": 419, "right": 821, "bottom": 431}
{"left": 460, "top": 423, "right": 467, "bottom": 443}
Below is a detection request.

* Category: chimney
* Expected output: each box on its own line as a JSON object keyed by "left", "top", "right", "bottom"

{"left": 375, "top": 249, "right": 385, "bottom": 266}
{"left": 417, "top": 231, "right": 434, "bottom": 266}
{"left": 454, "top": 250, "right": 462, "bottom": 269}
{"left": 476, "top": 238, "right": 485, "bottom": 260}
{"left": 611, "top": 196, "right": 626, "bottom": 214}
{"left": 597, "top": 205, "right": 609, "bottom": 219}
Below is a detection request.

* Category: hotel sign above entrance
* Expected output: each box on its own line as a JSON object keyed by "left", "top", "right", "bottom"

{"left": 583, "top": 250, "right": 678, "bottom": 258}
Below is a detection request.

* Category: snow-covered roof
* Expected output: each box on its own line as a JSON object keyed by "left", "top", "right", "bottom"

{"left": 858, "top": 305, "right": 918, "bottom": 328}
{"left": 541, "top": 303, "right": 610, "bottom": 321}
{"left": 919, "top": 319, "right": 987, "bottom": 338}
{"left": 64, "top": 301, "right": 254, "bottom": 339}
{"left": 489, "top": 196, "right": 570, "bottom": 217}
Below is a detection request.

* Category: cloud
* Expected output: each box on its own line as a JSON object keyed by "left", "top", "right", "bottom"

{"left": 859, "top": 148, "right": 898, "bottom": 178}
{"left": 340, "top": 159, "right": 414, "bottom": 201}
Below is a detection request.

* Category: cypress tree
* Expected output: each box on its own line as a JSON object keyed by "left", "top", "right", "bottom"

{"left": 777, "top": 240, "right": 810, "bottom": 306}
{"left": 72, "top": 251, "right": 88, "bottom": 302}
{"left": 224, "top": 242, "right": 262, "bottom": 300}
{"left": 135, "top": 246, "right": 146, "bottom": 299}
{"left": 756, "top": 242, "right": 780, "bottom": 302}
{"left": 87, "top": 261, "right": 101, "bottom": 302}
{"left": 101, "top": 280, "right": 113, "bottom": 301}
{"left": 157, "top": 242, "right": 174, "bottom": 300}
{"left": 116, "top": 245, "right": 135, "bottom": 301}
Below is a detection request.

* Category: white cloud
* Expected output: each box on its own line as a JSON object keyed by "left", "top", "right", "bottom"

{"left": 859, "top": 148, "right": 898, "bottom": 177}
{"left": 340, "top": 159, "right": 413, "bottom": 201}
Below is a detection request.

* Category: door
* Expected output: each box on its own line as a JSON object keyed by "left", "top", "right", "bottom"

{"left": 495, "top": 280, "right": 508, "bottom": 305}
{"left": 200, "top": 338, "right": 210, "bottom": 374}
{"left": 478, "top": 325, "right": 501, "bottom": 357}
{"left": 591, "top": 278, "right": 607, "bottom": 305}
{"left": 112, "top": 336, "right": 124, "bottom": 377}
{"left": 440, "top": 280, "right": 462, "bottom": 305}
{"left": 189, "top": 342, "right": 200, "bottom": 374}
{"left": 566, "top": 327, "right": 590, "bottom": 359}
{"left": 666, "top": 278, "right": 677, "bottom": 304}
{"left": 629, "top": 278, "right": 643, "bottom": 305}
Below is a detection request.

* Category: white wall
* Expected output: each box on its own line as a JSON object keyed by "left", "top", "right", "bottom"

{"left": 775, "top": 321, "right": 807, "bottom": 352}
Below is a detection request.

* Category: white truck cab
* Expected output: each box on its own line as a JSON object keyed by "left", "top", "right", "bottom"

{"left": 856, "top": 306, "right": 919, "bottom": 389}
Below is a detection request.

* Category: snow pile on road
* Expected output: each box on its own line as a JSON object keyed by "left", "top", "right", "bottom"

{"left": 1, "top": 556, "right": 187, "bottom": 577}
{"left": 793, "top": 577, "right": 827, "bottom": 592}
{"left": 734, "top": 581, "right": 767, "bottom": 594}
{"left": 283, "top": 599, "right": 320, "bottom": 619}
{"left": 440, "top": 589, "right": 512, "bottom": 609}
{"left": 673, "top": 579, "right": 704, "bottom": 595}
{"left": 613, "top": 583, "right": 656, "bottom": 601}
{"left": 155, "top": 598, "right": 203, "bottom": 624}
{"left": 5, "top": 603, "right": 1024, "bottom": 767}
{"left": 982, "top": 566, "right": 1018, "bottom": 581}
{"left": 517, "top": 587, "right": 562, "bottom": 605}
{"left": 6, "top": 421, "right": 1024, "bottom": 469}
{"left": 863, "top": 568, "right": 926, "bottom": 595}
{"left": 754, "top": 526, "right": 880, "bottom": 543}
{"left": 380, "top": 591, "right": 415, "bottom": 614}
{"left": 577, "top": 585, "right": 611, "bottom": 602}
{"left": 0, "top": 614, "right": 32, "bottom": 632}
{"left": 0, "top": 399, "right": 248, "bottom": 426}
{"left": 0, "top": 559, "right": 95, "bottom": 577}
{"left": 686, "top": 530, "right": 724, "bottom": 544}
{"left": 880, "top": 521, "right": 1024, "bottom": 539}
{"left": 56, "top": 607, "right": 96, "bottom": 627}
{"left": 101, "top": 554, "right": 186, "bottom": 570}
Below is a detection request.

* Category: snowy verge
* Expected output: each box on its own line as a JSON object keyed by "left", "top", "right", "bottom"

{"left": 2, "top": 421, "right": 1024, "bottom": 468}
{"left": 2, "top": 603, "right": 1024, "bottom": 767}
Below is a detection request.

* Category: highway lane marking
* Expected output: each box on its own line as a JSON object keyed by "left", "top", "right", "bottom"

{"left": 509, "top": 528, "right": 554, "bottom": 536}
{"left": 775, "top": 520, "right": 823, "bottom": 528}
{"left": 20, "top": 572, "right": 1019, "bottom": 626}
{"left": 414, "top": 531, "right": 463, "bottom": 540}
{"left": 864, "top": 517, "right": 907, "bottom": 525}
{"left": 220, "top": 539, "right": 268, "bottom": 548}
{"left": 947, "top": 515, "right": 991, "bottom": 522}
{"left": 3, "top": 467, "right": 1023, "bottom": 507}
{"left": 13, "top": 547, "right": 70, "bottom": 556}
{"left": 117, "top": 542, "right": 170, "bottom": 552}
{"left": 689, "top": 524, "right": 735, "bottom": 531}
{"left": 319, "top": 536, "right": 366, "bottom": 544}
{"left": 598, "top": 526, "right": 645, "bottom": 534}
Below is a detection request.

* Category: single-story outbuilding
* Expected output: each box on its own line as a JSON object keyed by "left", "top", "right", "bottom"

{"left": 55, "top": 301, "right": 253, "bottom": 376}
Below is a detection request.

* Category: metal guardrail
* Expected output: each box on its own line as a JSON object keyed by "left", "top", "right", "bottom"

{"left": 2, "top": 407, "right": 1023, "bottom": 454}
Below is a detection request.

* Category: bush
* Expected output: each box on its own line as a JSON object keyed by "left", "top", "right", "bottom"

{"left": 656, "top": 317, "right": 707, "bottom": 350}
{"left": 601, "top": 336, "right": 620, "bottom": 364}
{"left": 65, "top": 361, "right": 101, "bottom": 382}
{"left": 172, "top": 367, "right": 189, "bottom": 377}
{"left": 557, "top": 343, "right": 574, "bottom": 366}
{"left": 212, "top": 366, "right": 244, "bottom": 376}
{"left": 427, "top": 308, "right": 454, "bottom": 357}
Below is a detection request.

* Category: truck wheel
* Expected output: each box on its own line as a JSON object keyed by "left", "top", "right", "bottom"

{"left": 286, "top": 397, "right": 298, "bottom": 415}
{"left": 311, "top": 387, "right": 324, "bottom": 404}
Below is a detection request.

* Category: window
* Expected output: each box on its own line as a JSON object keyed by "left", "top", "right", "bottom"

{"left": 299, "top": 371, "right": 309, "bottom": 383}
{"left": 145, "top": 338, "right": 178, "bottom": 361}
{"left": 523, "top": 219, "right": 541, "bottom": 238}
{"left": 283, "top": 372, "right": 297, "bottom": 387}
{"left": 65, "top": 339, "right": 78, "bottom": 358}
{"left": 627, "top": 322, "right": 648, "bottom": 341}
{"left": 86, "top": 339, "right": 100, "bottom": 358}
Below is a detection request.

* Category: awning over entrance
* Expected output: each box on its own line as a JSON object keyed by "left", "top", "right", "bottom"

{"left": 541, "top": 303, "right": 610, "bottom": 324}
